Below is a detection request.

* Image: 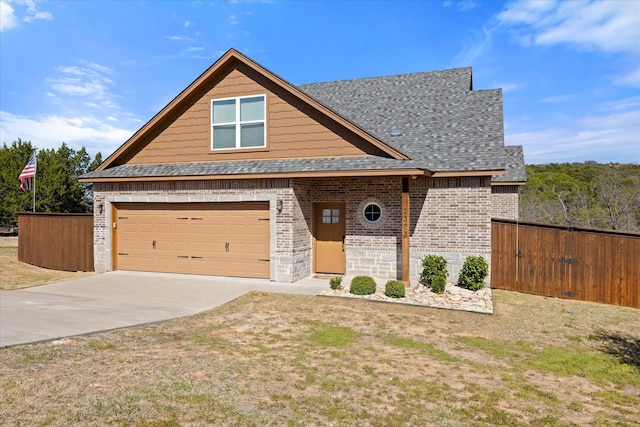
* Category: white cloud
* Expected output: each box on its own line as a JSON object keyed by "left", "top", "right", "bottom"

{"left": 451, "top": 25, "right": 495, "bottom": 66}
{"left": 612, "top": 65, "right": 640, "bottom": 88}
{"left": 506, "top": 105, "right": 640, "bottom": 164}
{"left": 46, "top": 63, "right": 120, "bottom": 111}
{"left": 0, "top": 111, "right": 133, "bottom": 156}
{"left": 0, "top": 0, "right": 17, "bottom": 31}
{"left": 498, "top": 0, "right": 640, "bottom": 54}
{"left": 0, "top": 0, "right": 52, "bottom": 31}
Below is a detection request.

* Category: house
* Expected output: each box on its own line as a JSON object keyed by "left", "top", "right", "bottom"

{"left": 80, "top": 49, "right": 526, "bottom": 284}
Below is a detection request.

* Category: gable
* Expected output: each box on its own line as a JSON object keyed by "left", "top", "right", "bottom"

{"left": 104, "top": 52, "right": 400, "bottom": 169}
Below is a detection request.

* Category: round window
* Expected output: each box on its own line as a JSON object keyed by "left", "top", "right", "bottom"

{"left": 363, "top": 203, "right": 382, "bottom": 224}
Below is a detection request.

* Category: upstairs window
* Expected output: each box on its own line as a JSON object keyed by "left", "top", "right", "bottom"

{"left": 211, "top": 95, "right": 265, "bottom": 150}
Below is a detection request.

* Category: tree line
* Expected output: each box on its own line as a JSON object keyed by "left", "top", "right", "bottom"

{"left": 0, "top": 139, "right": 102, "bottom": 225}
{"left": 519, "top": 162, "right": 640, "bottom": 232}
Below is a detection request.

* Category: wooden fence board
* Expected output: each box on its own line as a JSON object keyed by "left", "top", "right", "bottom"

{"left": 18, "top": 212, "right": 94, "bottom": 272}
{"left": 492, "top": 219, "right": 640, "bottom": 309}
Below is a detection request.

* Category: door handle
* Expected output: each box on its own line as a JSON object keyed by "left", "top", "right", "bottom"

{"left": 342, "top": 235, "right": 345, "bottom": 252}
{"left": 152, "top": 240, "right": 156, "bottom": 250}
{"left": 225, "top": 242, "right": 229, "bottom": 252}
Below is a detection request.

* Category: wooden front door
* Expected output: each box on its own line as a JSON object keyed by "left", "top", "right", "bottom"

{"left": 315, "top": 203, "right": 346, "bottom": 274}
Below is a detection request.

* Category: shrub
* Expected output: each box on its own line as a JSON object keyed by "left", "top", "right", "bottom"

{"left": 329, "top": 276, "right": 343, "bottom": 290}
{"left": 421, "top": 255, "right": 448, "bottom": 292}
{"left": 349, "top": 276, "right": 377, "bottom": 295}
{"left": 429, "top": 274, "right": 447, "bottom": 294}
{"left": 458, "top": 256, "right": 489, "bottom": 291}
{"left": 384, "top": 280, "right": 406, "bottom": 298}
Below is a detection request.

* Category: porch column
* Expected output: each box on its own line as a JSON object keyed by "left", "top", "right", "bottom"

{"left": 402, "top": 177, "right": 410, "bottom": 284}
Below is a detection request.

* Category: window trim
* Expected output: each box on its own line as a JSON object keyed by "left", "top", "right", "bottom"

{"left": 362, "top": 202, "right": 382, "bottom": 224}
{"left": 211, "top": 94, "right": 266, "bottom": 150}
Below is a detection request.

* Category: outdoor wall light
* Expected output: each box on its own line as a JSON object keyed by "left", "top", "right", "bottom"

{"left": 98, "top": 203, "right": 104, "bottom": 215}
{"left": 276, "top": 199, "right": 283, "bottom": 213}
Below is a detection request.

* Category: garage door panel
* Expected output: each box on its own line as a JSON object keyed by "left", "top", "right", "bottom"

{"left": 115, "top": 202, "right": 269, "bottom": 278}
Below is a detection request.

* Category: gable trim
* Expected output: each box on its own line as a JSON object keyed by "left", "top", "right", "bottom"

{"left": 98, "top": 49, "right": 408, "bottom": 172}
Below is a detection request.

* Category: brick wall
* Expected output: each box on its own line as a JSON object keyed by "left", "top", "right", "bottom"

{"left": 410, "top": 176, "right": 493, "bottom": 283}
{"left": 94, "top": 175, "right": 496, "bottom": 284}
{"left": 491, "top": 185, "right": 520, "bottom": 220}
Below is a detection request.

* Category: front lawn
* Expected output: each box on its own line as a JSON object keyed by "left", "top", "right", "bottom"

{"left": 2, "top": 288, "right": 638, "bottom": 425}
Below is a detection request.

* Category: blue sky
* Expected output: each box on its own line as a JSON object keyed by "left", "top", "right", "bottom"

{"left": 1, "top": 0, "right": 639, "bottom": 164}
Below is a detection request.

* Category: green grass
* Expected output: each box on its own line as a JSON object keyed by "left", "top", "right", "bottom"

{"left": 386, "top": 335, "right": 458, "bottom": 362}
{"left": 308, "top": 322, "right": 361, "bottom": 346}
{"left": 457, "top": 335, "right": 640, "bottom": 388}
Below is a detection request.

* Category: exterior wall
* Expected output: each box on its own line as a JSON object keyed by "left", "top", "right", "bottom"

{"left": 93, "top": 179, "right": 309, "bottom": 283}
{"left": 305, "top": 177, "right": 403, "bottom": 280}
{"left": 410, "top": 177, "right": 493, "bottom": 284}
{"left": 491, "top": 185, "right": 520, "bottom": 220}
{"left": 126, "top": 63, "right": 384, "bottom": 165}
{"left": 94, "top": 175, "right": 495, "bottom": 285}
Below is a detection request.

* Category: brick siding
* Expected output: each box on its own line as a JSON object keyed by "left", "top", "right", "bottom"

{"left": 94, "top": 175, "right": 499, "bottom": 284}
{"left": 491, "top": 185, "right": 520, "bottom": 220}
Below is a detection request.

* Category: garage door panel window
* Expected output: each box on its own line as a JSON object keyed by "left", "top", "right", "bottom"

{"left": 212, "top": 95, "right": 266, "bottom": 150}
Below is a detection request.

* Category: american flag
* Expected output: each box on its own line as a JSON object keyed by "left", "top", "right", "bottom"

{"left": 18, "top": 152, "right": 37, "bottom": 192}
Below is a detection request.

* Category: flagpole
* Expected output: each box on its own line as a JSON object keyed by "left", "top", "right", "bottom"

{"left": 32, "top": 149, "right": 37, "bottom": 212}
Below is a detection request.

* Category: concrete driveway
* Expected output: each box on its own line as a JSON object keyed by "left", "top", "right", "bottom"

{"left": 0, "top": 271, "right": 327, "bottom": 347}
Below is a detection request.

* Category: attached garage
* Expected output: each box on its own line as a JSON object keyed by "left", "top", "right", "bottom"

{"left": 113, "top": 202, "right": 270, "bottom": 278}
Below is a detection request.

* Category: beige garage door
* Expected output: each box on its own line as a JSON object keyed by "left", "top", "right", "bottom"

{"left": 114, "top": 202, "right": 270, "bottom": 278}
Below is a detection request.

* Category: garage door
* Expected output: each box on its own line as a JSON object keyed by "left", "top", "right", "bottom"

{"left": 113, "top": 202, "right": 270, "bottom": 278}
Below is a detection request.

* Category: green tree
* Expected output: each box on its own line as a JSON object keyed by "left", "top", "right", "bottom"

{"left": 0, "top": 139, "right": 102, "bottom": 225}
{"left": 0, "top": 139, "right": 36, "bottom": 224}
{"left": 519, "top": 162, "right": 640, "bottom": 232}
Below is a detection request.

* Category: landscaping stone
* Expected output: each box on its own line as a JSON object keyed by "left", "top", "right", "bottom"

{"left": 319, "top": 282, "right": 493, "bottom": 314}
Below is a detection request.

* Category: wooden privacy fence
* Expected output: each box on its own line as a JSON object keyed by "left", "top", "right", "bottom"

{"left": 18, "top": 212, "right": 94, "bottom": 272}
{"left": 491, "top": 219, "right": 639, "bottom": 309}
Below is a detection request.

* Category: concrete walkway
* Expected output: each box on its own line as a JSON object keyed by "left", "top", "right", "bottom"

{"left": 0, "top": 271, "right": 328, "bottom": 347}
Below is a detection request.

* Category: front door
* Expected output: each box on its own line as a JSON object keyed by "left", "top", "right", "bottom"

{"left": 315, "top": 203, "right": 346, "bottom": 274}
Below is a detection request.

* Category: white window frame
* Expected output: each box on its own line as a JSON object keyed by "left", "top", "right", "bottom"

{"left": 211, "top": 94, "right": 266, "bottom": 150}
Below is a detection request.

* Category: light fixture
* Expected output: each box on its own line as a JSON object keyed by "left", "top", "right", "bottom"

{"left": 276, "top": 199, "right": 283, "bottom": 213}
{"left": 98, "top": 203, "right": 104, "bottom": 215}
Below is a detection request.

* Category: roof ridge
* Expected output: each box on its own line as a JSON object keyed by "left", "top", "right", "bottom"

{"left": 297, "top": 67, "right": 472, "bottom": 87}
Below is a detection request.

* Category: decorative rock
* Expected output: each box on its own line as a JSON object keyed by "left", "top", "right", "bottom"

{"left": 319, "top": 282, "right": 493, "bottom": 314}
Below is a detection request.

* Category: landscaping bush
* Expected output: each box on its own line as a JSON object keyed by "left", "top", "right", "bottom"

{"left": 329, "top": 276, "right": 343, "bottom": 290}
{"left": 458, "top": 256, "right": 489, "bottom": 291}
{"left": 384, "top": 280, "right": 405, "bottom": 298}
{"left": 421, "top": 255, "right": 448, "bottom": 293}
{"left": 349, "top": 276, "right": 377, "bottom": 295}
{"left": 429, "top": 274, "right": 447, "bottom": 294}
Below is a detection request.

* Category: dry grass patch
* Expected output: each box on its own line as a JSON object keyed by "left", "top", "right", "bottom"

{"left": 0, "top": 244, "right": 95, "bottom": 290}
{"left": 1, "top": 290, "right": 639, "bottom": 425}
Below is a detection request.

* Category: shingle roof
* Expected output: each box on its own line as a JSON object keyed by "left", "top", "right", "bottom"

{"left": 493, "top": 145, "right": 526, "bottom": 182}
{"left": 83, "top": 55, "right": 525, "bottom": 182}
{"left": 298, "top": 69, "right": 507, "bottom": 173}
{"left": 81, "top": 156, "right": 421, "bottom": 179}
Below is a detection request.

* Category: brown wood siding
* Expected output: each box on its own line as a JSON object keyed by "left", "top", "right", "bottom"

{"left": 17, "top": 212, "right": 94, "bottom": 272}
{"left": 491, "top": 219, "right": 640, "bottom": 309}
{"left": 127, "top": 64, "right": 380, "bottom": 165}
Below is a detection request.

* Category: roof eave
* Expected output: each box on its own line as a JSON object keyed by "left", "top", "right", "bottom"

{"left": 79, "top": 168, "right": 428, "bottom": 183}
